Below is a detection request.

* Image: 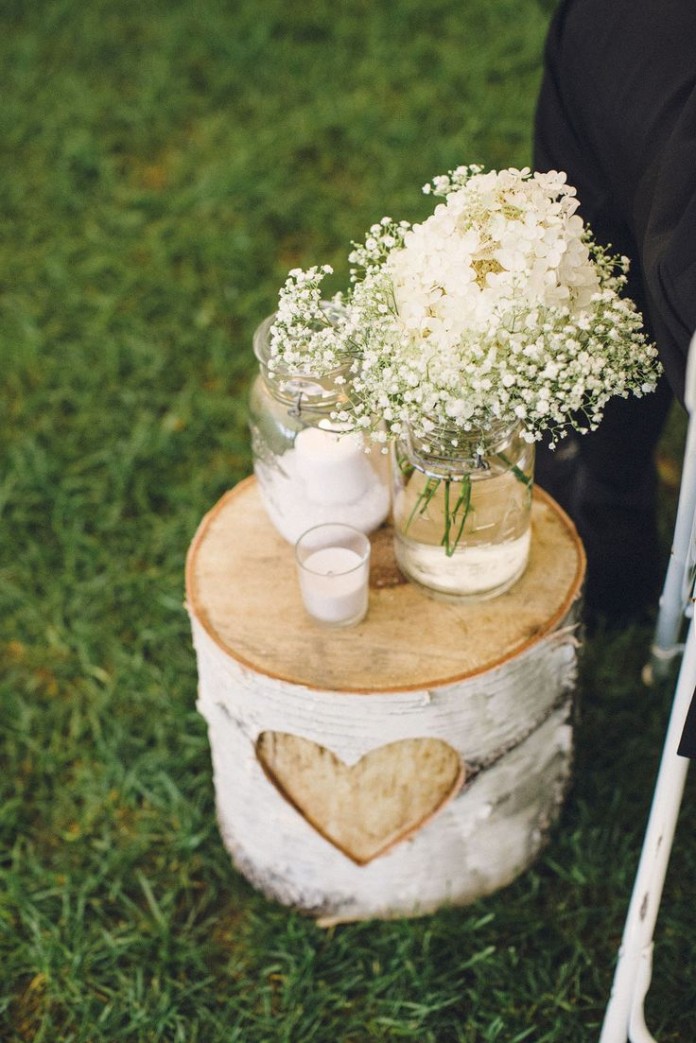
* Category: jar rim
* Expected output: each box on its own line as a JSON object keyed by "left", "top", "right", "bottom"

{"left": 253, "top": 311, "right": 352, "bottom": 406}
{"left": 402, "top": 417, "right": 528, "bottom": 478}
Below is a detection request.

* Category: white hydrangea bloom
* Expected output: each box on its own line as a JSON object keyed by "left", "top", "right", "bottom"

{"left": 267, "top": 166, "right": 661, "bottom": 449}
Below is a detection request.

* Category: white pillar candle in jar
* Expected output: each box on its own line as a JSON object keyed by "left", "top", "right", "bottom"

{"left": 294, "top": 426, "right": 371, "bottom": 505}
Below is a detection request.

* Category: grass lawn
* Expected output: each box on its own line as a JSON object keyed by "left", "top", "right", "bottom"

{"left": 1, "top": 0, "right": 694, "bottom": 1040}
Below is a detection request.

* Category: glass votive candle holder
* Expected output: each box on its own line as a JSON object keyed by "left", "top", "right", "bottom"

{"left": 295, "top": 523, "right": 371, "bottom": 627}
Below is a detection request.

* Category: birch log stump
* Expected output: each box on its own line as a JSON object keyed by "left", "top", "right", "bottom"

{"left": 186, "top": 477, "right": 585, "bottom": 925}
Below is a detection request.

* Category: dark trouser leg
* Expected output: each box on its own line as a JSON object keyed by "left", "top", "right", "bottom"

{"left": 533, "top": 4, "right": 673, "bottom": 621}
{"left": 536, "top": 377, "right": 673, "bottom": 621}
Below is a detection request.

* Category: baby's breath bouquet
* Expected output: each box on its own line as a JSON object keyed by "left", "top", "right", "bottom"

{"left": 268, "top": 165, "right": 661, "bottom": 599}
{"left": 269, "top": 165, "right": 660, "bottom": 449}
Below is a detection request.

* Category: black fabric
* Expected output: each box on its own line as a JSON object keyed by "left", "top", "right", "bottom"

{"left": 535, "top": 0, "right": 696, "bottom": 401}
{"left": 534, "top": 0, "right": 696, "bottom": 752}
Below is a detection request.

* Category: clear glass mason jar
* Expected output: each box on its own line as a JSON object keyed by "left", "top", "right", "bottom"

{"left": 392, "top": 419, "right": 535, "bottom": 602}
{"left": 248, "top": 313, "right": 390, "bottom": 544}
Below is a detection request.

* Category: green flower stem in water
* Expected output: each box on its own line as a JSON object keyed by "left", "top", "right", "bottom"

{"left": 495, "top": 452, "right": 533, "bottom": 489}
{"left": 444, "top": 475, "right": 472, "bottom": 557}
{"left": 404, "top": 474, "right": 440, "bottom": 532}
{"left": 403, "top": 471, "right": 474, "bottom": 559}
{"left": 401, "top": 452, "right": 531, "bottom": 559}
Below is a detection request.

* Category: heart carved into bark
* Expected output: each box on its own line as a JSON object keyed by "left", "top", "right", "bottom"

{"left": 256, "top": 731, "right": 465, "bottom": 864}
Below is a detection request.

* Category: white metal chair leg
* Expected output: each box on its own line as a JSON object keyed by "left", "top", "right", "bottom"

{"left": 598, "top": 620, "right": 693, "bottom": 1042}
{"left": 627, "top": 945, "right": 657, "bottom": 1043}
{"left": 647, "top": 334, "right": 696, "bottom": 683}
{"left": 599, "top": 335, "right": 696, "bottom": 1041}
{"left": 647, "top": 501, "right": 696, "bottom": 684}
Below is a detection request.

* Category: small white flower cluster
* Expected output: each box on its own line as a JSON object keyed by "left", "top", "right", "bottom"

{"left": 268, "top": 166, "right": 661, "bottom": 448}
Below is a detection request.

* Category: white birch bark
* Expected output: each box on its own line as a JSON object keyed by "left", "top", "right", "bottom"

{"left": 187, "top": 479, "right": 584, "bottom": 923}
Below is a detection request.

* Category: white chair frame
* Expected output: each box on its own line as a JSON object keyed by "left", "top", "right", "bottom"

{"left": 599, "top": 335, "right": 696, "bottom": 1042}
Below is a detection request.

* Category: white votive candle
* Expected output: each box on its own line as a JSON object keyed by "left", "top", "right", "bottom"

{"left": 295, "top": 524, "right": 371, "bottom": 627}
{"left": 294, "top": 427, "right": 371, "bottom": 505}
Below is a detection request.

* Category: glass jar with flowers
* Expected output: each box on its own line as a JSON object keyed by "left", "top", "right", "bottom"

{"left": 392, "top": 418, "right": 534, "bottom": 600}
{"left": 249, "top": 306, "right": 390, "bottom": 544}
{"left": 267, "top": 165, "right": 662, "bottom": 600}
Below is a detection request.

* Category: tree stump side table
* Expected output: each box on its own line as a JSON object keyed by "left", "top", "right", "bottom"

{"left": 186, "top": 477, "right": 585, "bottom": 925}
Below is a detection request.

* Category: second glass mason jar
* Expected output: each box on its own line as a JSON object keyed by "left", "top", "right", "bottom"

{"left": 248, "top": 312, "right": 390, "bottom": 544}
{"left": 391, "top": 419, "right": 535, "bottom": 602}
